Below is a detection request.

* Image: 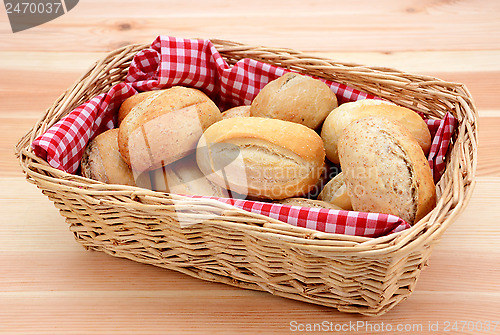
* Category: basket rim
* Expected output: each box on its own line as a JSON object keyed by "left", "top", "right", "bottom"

{"left": 15, "top": 37, "right": 478, "bottom": 256}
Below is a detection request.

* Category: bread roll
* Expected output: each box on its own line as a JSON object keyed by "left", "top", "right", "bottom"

{"left": 81, "top": 128, "right": 136, "bottom": 186}
{"left": 118, "top": 86, "right": 222, "bottom": 174}
{"left": 338, "top": 116, "right": 436, "bottom": 224}
{"left": 318, "top": 172, "right": 352, "bottom": 210}
{"left": 250, "top": 72, "right": 338, "bottom": 129}
{"left": 149, "top": 154, "right": 229, "bottom": 197}
{"left": 118, "top": 90, "right": 163, "bottom": 126}
{"left": 276, "top": 198, "right": 342, "bottom": 210}
{"left": 321, "top": 99, "right": 431, "bottom": 164}
{"left": 221, "top": 105, "right": 251, "bottom": 119}
{"left": 196, "top": 117, "right": 325, "bottom": 200}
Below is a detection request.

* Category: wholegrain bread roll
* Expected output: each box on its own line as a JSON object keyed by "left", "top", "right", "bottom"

{"left": 250, "top": 72, "right": 338, "bottom": 129}
{"left": 338, "top": 116, "right": 436, "bottom": 225}
{"left": 117, "top": 90, "right": 163, "bottom": 126}
{"left": 321, "top": 99, "right": 431, "bottom": 164}
{"left": 149, "top": 154, "right": 229, "bottom": 197}
{"left": 118, "top": 86, "right": 222, "bottom": 174}
{"left": 81, "top": 128, "right": 136, "bottom": 186}
{"left": 276, "top": 198, "right": 342, "bottom": 210}
{"left": 317, "top": 172, "right": 353, "bottom": 210}
{"left": 221, "top": 105, "right": 251, "bottom": 119}
{"left": 196, "top": 117, "right": 325, "bottom": 200}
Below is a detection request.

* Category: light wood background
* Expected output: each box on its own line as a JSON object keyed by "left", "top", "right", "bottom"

{"left": 1, "top": 1, "right": 499, "bottom": 334}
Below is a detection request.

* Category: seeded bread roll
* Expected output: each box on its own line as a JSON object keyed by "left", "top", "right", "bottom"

{"left": 81, "top": 128, "right": 136, "bottom": 186}
{"left": 321, "top": 99, "right": 431, "bottom": 164}
{"left": 149, "top": 154, "right": 229, "bottom": 197}
{"left": 276, "top": 198, "right": 342, "bottom": 210}
{"left": 318, "top": 172, "right": 353, "bottom": 210}
{"left": 338, "top": 116, "right": 436, "bottom": 225}
{"left": 117, "top": 90, "right": 163, "bottom": 126}
{"left": 196, "top": 117, "right": 325, "bottom": 200}
{"left": 118, "top": 86, "right": 222, "bottom": 174}
{"left": 221, "top": 105, "right": 251, "bottom": 119}
{"left": 250, "top": 72, "right": 338, "bottom": 129}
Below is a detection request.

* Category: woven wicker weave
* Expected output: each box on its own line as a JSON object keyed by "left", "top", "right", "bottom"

{"left": 16, "top": 39, "right": 477, "bottom": 316}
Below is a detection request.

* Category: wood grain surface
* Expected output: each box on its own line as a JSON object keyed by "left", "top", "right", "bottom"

{"left": 1, "top": 1, "right": 499, "bottom": 334}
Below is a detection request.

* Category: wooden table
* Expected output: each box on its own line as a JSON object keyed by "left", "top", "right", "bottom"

{"left": 1, "top": 1, "right": 499, "bottom": 334}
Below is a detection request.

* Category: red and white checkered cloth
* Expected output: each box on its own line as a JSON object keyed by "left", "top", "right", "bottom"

{"left": 191, "top": 196, "right": 408, "bottom": 237}
{"left": 32, "top": 35, "right": 456, "bottom": 237}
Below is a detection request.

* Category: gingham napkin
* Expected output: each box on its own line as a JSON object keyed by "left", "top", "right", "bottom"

{"left": 32, "top": 35, "right": 456, "bottom": 237}
{"left": 192, "top": 196, "right": 408, "bottom": 237}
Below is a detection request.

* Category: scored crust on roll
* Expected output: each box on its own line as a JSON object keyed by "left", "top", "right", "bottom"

{"left": 338, "top": 116, "right": 436, "bottom": 225}
{"left": 118, "top": 86, "right": 222, "bottom": 174}
{"left": 250, "top": 72, "right": 338, "bottom": 129}
{"left": 196, "top": 117, "right": 325, "bottom": 200}
{"left": 321, "top": 99, "right": 431, "bottom": 164}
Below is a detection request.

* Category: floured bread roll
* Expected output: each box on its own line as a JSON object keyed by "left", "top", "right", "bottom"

{"left": 321, "top": 99, "right": 431, "bottom": 164}
{"left": 221, "top": 105, "right": 251, "bottom": 119}
{"left": 318, "top": 172, "right": 352, "bottom": 210}
{"left": 276, "top": 198, "right": 342, "bottom": 210}
{"left": 338, "top": 116, "right": 436, "bottom": 225}
{"left": 250, "top": 72, "right": 338, "bottom": 129}
{"left": 81, "top": 128, "right": 136, "bottom": 186}
{"left": 149, "top": 154, "right": 229, "bottom": 197}
{"left": 196, "top": 117, "right": 325, "bottom": 200}
{"left": 118, "top": 86, "right": 222, "bottom": 174}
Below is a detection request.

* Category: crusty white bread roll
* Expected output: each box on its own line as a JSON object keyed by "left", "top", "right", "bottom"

{"left": 250, "top": 72, "right": 338, "bottom": 129}
{"left": 149, "top": 154, "right": 229, "bottom": 197}
{"left": 321, "top": 99, "right": 432, "bottom": 164}
{"left": 196, "top": 117, "right": 326, "bottom": 200}
{"left": 318, "top": 172, "right": 353, "bottom": 210}
{"left": 117, "top": 90, "right": 163, "bottom": 126}
{"left": 221, "top": 105, "right": 251, "bottom": 119}
{"left": 275, "top": 198, "right": 342, "bottom": 210}
{"left": 118, "top": 86, "right": 222, "bottom": 174}
{"left": 338, "top": 116, "right": 436, "bottom": 225}
{"left": 81, "top": 128, "right": 136, "bottom": 186}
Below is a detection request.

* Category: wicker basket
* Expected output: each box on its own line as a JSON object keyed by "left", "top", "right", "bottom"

{"left": 15, "top": 39, "right": 477, "bottom": 316}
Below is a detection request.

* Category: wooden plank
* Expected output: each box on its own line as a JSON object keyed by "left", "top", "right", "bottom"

{"left": 0, "top": 117, "right": 41, "bottom": 178}
{"left": 1, "top": 1, "right": 499, "bottom": 52}
{"left": 477, "top": 117, "right": 500, "bottom": 177}
{"left": 2, "top": 293, "right": 497, "bottom": 334}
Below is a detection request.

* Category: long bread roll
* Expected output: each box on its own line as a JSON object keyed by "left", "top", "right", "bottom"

{"left": 338, "top": 116, "right": 436, "bottom": 224}
{"left": 196, "top": 117, "right": 325, "bottom": 200}
{"left": 321, "top": 99, "right": 431, "bottom": 164}
{"left": 118, "top": 86, "right": 222, "bottom": 174}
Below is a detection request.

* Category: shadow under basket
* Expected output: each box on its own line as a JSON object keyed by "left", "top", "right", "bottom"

{"left": 16, "top": 39, "right": 477, "bottom": 316}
